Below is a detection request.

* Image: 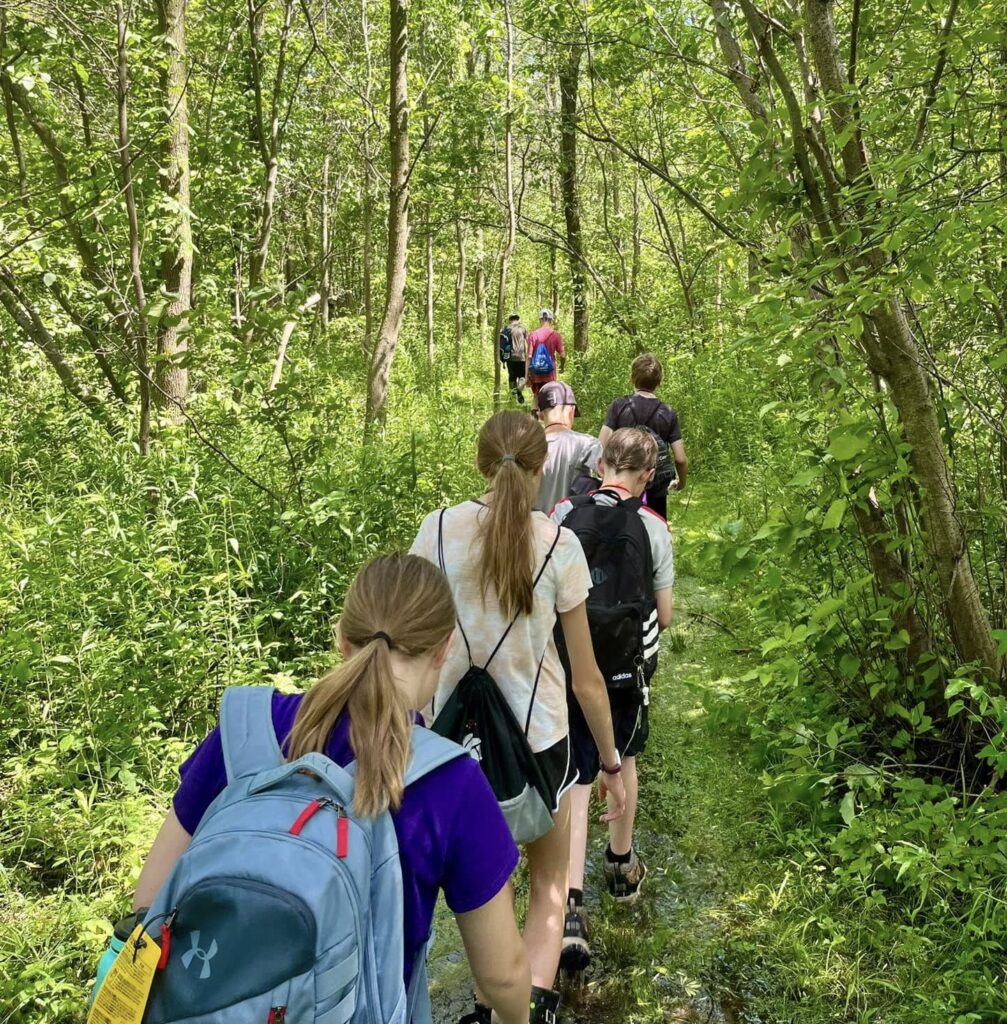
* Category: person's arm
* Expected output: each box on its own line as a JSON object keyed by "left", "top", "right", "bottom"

{"left": 556, "top": 334, "right": 566, "bottom": 374}
{"left": 671, "top": 439, "right": 688, "bottom": 491}
{"left": 133, "top": 810, "right": 192, "bottom": 911}
{"left": 558, "top": 602, "right": 626, "bottom": 820}
{"left": 456, "top": 885, "right": 530, "bottom": 1024}
{"left": 655, "top": 587, "right": 673, "bottom": 631}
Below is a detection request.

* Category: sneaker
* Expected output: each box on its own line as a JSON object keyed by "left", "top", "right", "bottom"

{"left": 458, "top": 1003, "right": 491, "bottom": 1024}
{"left": 559, "top": 899, "right": 590, "bottom": 972}
{"left": 604, "top": 847, "right": 647, "bottom": 903}
{"left": 529, "top": 986, "right": 560, "bottom": 1024}
{"left": 515, "top": 388, "right": 526, "bottom": 404}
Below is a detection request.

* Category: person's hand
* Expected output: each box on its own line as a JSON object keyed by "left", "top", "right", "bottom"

{"left": 597, "top": 769, "right": 626, "bottom": 822}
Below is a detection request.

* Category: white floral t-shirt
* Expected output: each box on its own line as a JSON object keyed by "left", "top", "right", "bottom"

{"left": 411, "top": 501, "right": 592, "bottom": 752}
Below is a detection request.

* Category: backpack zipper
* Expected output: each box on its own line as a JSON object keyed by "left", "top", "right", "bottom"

{"left": 289, "top": 798, "right": 350, "bottom": 858}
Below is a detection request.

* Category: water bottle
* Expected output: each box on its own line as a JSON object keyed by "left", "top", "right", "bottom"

{"left": 89, "top": 911, "right": 144, "bottom": 1005}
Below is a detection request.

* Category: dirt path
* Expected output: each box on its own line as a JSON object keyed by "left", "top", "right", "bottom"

{"left": 428, "top": 558, "right": 762, "bottom": 1024}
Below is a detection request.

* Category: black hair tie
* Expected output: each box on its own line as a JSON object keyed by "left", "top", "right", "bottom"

{"left": 368, "top": 631, "right": 395, "bottom": 649}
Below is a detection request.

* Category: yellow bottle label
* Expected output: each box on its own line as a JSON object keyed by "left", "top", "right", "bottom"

{"left": 87, "top": 923, "right": 160, "bottom": 1024}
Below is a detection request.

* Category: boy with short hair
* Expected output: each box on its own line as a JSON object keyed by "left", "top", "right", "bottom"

{"left": 551, "top": 427, "right": 674, "bottom": 972}
{"left": 600, "top": 353, "right": 688, "bottom": 517}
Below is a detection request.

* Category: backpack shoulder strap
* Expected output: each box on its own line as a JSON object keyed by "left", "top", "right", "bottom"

{"left": 438, "top": 508, "right": 474, "bottom": 666}
{"left": 404, "top": 725, "right": 470, "bottom": 786}
{"left": 615, "top": 395, "right": 634, "bottom": 427}
{"left": 220, "top": 686, "right": 285, "bottom": 783}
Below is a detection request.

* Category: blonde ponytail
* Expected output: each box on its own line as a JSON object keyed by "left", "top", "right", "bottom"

{"left": 287, "top": 555, "right": 455, "bottom": 817}
{"left": 476, "top": 411, "right": 548, "bottom": 618}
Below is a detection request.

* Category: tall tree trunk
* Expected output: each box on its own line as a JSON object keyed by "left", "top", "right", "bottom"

{"left": 359, "top": 0, "right": 375, "bottom": 355}
{"left": 800, "top": 0, "right": 998, "bottom": 678}
{"left": 425, "top": 210, "right": 435, "bottom": 367}
{"left": 492, "top": 0, "right": 516, "bottom": 409}
{"left": 115, "top": 2, "right": 151, "bottom": 454}
{"left": 245, "top": 0, "right": 294, "bottom": 338}
{"left": 454, "top": 219, "right": 466, "bottom": 363}
{"left": 320, "top": 153, "right": 331, "bottom": 330}
{"left": 361, "top": 170, "right": 374, "bottom": 353}
{"left": 474, "top": 227, "right": 487, "bottom": 350}
{"left": 631, "top": 172, "right": 641, "bottom": 299}
{"left": 155, "top": 0, "right": 192, "bottom": 422}
{"left": 559, "top": 49, "right": 589, "bottom": 351}
{"left": 365, "top": 0, "right": 409, "bottom": 430}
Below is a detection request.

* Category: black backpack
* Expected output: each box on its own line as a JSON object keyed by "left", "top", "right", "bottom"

{"left": 613, "top": 397, "right": 676, "bottom": 494}
{"left": 555, "top": 490, "right": 658, "bottom": 691}
{"left": 499, "top": 326, "right": 513, "bottom": 363}
{"left": 431, "top": 509, "right": 561, "bottom": 844}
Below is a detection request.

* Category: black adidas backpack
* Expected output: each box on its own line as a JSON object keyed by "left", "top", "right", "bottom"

{"left": 555, "top": 489, "right": 659, "bottom": 691}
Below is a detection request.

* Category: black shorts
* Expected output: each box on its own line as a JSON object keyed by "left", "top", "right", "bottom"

{"left": 535, "top": 734, "right": 578, "bottom": 811}
{"left": 569, "top": 689, "right": 648, "bottom": 782}
{"left": 507, "top": 360, "right": 526, "bottom": 388}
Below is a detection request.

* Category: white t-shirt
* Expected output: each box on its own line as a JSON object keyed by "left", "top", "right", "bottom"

{"left": 411, "top": 501, "right": 592, "bottom": 752}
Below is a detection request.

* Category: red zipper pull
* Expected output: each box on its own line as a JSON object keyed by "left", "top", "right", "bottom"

{"left": 337, "top": 810, "right": 349, "bottom": 859}
{"left": 158, "top": 924, "right": 171, "bottom": 970}
{"left": 267, "top": 1007, "right": 287, "bottom": 1024}
{"left": 290, "top": 799, "right": 328, "bottom": 836}
{"left": 158, "top": 910, "right": 177, "bottom": 971}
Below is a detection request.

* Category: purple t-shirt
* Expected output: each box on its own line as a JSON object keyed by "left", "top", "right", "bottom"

{"left": 172, "top": 692, "right": 519, "bottom": 982}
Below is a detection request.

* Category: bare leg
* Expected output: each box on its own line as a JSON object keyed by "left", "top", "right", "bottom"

{"left": 524, "top": 792, "right": 571, "bottom": 989}
{"left": 607, "top": 756, "right": 638, "bottom": 856}
{"left": 568, "top": 783, "right": 593, "bottom": 893}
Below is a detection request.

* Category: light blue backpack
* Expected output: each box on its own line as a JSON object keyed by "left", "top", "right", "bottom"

{"left": 141, "top": 687, "right": 468, "bottom": 1024}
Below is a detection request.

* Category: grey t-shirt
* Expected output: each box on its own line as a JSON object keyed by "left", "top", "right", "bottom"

{"left": 536, "top": 429, "right": 603, "bottom": 512}
{"left": 508, "top": 323, "right": 529, "bottom": 360}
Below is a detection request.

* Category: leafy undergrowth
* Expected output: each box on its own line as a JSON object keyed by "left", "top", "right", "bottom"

{"left": 4, "top": 481, "right": 1004, "bottom": 1023}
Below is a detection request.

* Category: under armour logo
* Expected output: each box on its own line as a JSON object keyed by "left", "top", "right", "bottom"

{"left": 181, "top": 931, "right": 218, "bottom": 980}
{"left": 591, "top": 567, "right": 608, "bottom": 585}
{"left": 461, "top": 732, "right": 483, "bottom": 762}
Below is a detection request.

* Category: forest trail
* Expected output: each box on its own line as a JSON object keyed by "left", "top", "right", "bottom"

{"left": 427, "top": 488, "right": 768, "bottom": 1023}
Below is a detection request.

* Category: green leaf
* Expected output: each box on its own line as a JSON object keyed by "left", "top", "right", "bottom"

{"left": 840, "top": 790, "right": 857, "bottom": 825}
{"left": 823, "top": 498, "right": 846, "bottom": 530}
{"left": 828, "top": 432, "right": 869, "bottom": 461}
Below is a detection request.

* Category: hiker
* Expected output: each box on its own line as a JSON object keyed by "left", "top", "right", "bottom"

{"left": 500, "top": 312, "right": 529, "bottom": 404}
{"left": 535, "top": 381, "right": 602, "bottom": 513}
{"left": 411, "top": 410, "right": 626, "bottom": 1024}
{"left": 113, "top": 556, "right": 530, "bottom": 1024}
{"left": 527, "top": 309, "right": 566, "bottom": 411}
{"left": 600, "top": 353, "right": 688, "bottom": 517}
{"left": 551, "top": 428, "right": 674, "bottom": 974}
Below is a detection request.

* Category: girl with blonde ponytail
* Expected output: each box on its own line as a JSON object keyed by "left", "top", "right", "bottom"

{"left": 412, "top": 410, "right": 626, "bottom": 1024}
{"left": 132, "top": 555, "right": 531, "bottom": 1024}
